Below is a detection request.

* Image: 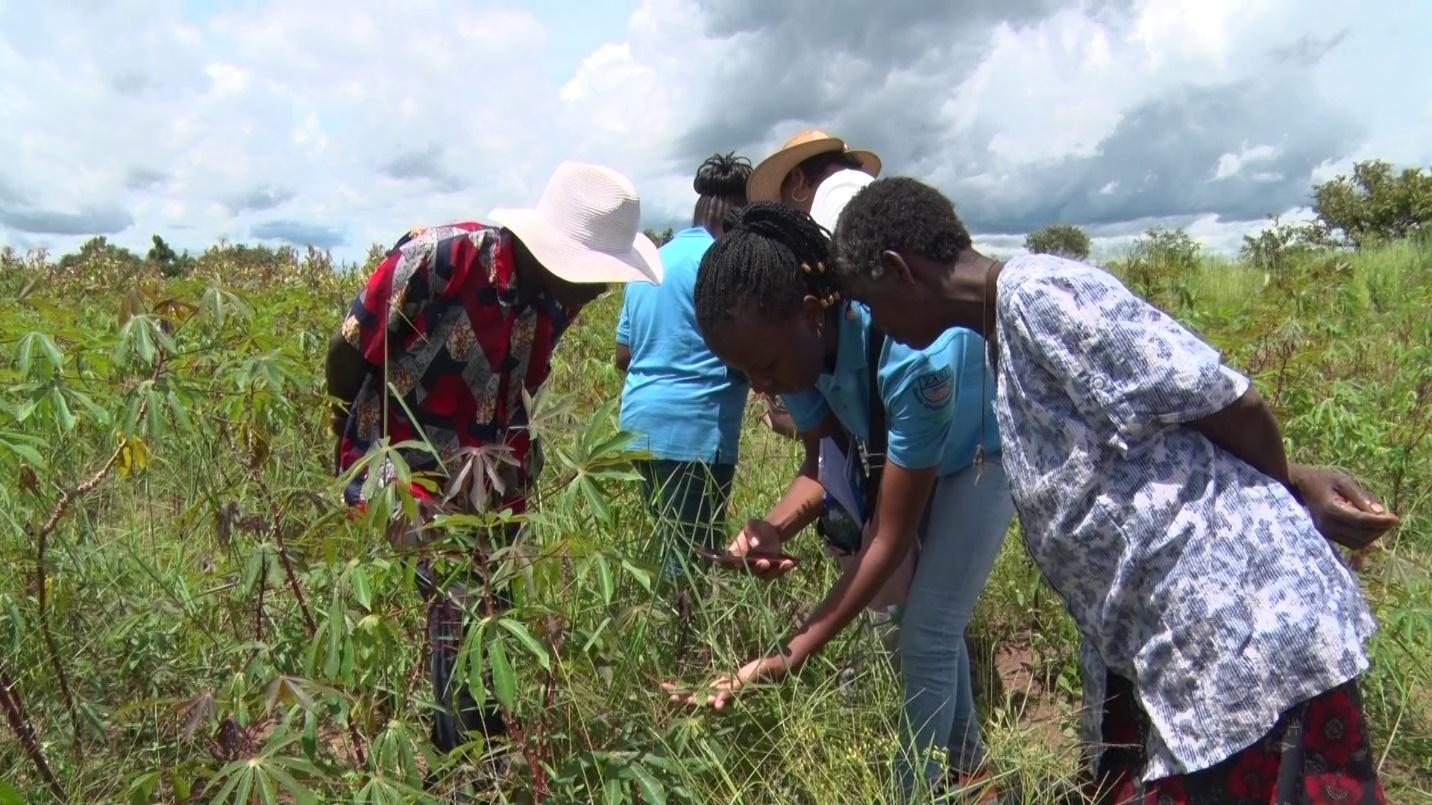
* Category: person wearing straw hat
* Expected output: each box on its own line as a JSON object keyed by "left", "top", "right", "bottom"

{"left": 325, "top": 161, "right": 661, "bottom": 756}
{"left": 746, "top": 128, "right": 882, "bottom": 232}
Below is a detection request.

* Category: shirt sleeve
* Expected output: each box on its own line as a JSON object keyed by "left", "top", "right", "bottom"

{"left": 1006, "top": 267, "right": 1250, "bottom": 445}
{"left": 781, "top": 389, "right": 832, "bottom": 434}
{"left": 615, "top": 289, "right": 632, "bottom": 346}
{"left": 882, "top": 352, "right": 956, "bottom": 471}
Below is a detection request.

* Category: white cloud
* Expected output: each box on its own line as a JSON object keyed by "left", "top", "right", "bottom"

{"left": 1213, "top": 143, "right": 1281, "bottom": 181}
{"left": 0, "top": 0, "right": 1429, "bottom": 262}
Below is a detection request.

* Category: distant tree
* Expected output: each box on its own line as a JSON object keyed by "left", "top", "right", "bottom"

{"left": 1024, "top": 224, "right": 1091, "bottom": 260}
{"left": 1239, "top": 216, "right": 1331, "bottom": 278}
{"left": 1312, "top": 160, "right": 1432, "bottom": 248}
{"left": 643, "top": 227, "right": 674, "bottom": 248}
{"left": 146, "top": 235, "right": 192, "bottom": 278}
{"left": 57, "top": 236, "right": 142, "bottom": 275}
{"left": 1122, "top": 227, "right": 1201, "bottom": 305}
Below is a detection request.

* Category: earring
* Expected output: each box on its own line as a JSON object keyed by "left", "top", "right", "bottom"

{"left": 792, "top": 186, "right": 811, "bottom": 204}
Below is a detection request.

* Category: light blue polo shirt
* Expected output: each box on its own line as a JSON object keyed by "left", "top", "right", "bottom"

{"left": 616, "top": 227, "right": 749, "bottom": 464}
{"left": 782, "top": 303, "right": 999, "bottom": 476}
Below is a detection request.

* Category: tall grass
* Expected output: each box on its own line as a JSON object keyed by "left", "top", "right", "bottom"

{"left": 0, "top": 237, "right": 1428, "bottom": 802}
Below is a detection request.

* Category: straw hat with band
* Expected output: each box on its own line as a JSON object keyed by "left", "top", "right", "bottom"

{"left": 746, "top": 129, "right": 882, "bottom": 204}
{"left": 490, "top": 161, "right": 663, "bottom": 286}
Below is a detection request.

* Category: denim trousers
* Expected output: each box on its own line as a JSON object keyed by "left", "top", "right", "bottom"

{"left": 897, "top": 457, "right": 1015, "bottom": 795}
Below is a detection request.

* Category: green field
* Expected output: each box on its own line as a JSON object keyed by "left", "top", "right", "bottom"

{"left": 1, "top": 232, "right": 1428, "bottom": 803}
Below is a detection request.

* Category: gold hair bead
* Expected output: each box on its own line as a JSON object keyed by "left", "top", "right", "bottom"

{"left": 816, "top": 262, "right": 827, "bottom": 273}
{"left": 801, "top": 262, "right": 813, "bottom": 274}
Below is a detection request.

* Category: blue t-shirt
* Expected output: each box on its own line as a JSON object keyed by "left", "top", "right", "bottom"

{"left": 616, "top": 227, "right": 749, "bottom": 463}
{"left": 782, "top": 303, "right": 999, "bottom": 476}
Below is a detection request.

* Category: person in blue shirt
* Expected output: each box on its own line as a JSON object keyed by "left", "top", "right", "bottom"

{"left": 615, "top": 153, "right": 753, "bottom": 579}
{"left": 672, "top": 202, "right": 1016, "bottom": 799}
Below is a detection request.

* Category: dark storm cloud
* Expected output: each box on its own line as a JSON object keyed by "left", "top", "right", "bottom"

{"left": 224, "top": 185, "right": 295, "bottom": 213}
{"left": 672, "top": 0, "right": 1356, "bottom": 238}
{"left": 677, "top": 0, "right": 1123, "bottom": 163}
{"left": 251, "top": 219, "right": 345, "bottom": 249}
{"left": 0, "top": 178, "right": 133, "bottom": 234}
{"left": 939, "top": 80, "right": 1361, "bottom": 233}
{"left": 381, "top": 145, "right": 464, "bottom": 191}
{"left": 125, "top": 166, "right": 168, "bottom": 190}
{"left": 1270, "top": 30, "right": 1349, "bottom": 67}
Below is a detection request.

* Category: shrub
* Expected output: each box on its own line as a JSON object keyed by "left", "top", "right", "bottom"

{"left": 1024, "top": 224, "right": 1091, "bottom": 260}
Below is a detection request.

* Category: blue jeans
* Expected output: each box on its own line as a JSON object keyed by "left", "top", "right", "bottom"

{"left": 897, "top": 457, "right": 1015, "bottom": 795}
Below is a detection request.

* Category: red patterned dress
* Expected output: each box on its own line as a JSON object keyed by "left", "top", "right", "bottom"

{"left": 336, "top": 223, "right": 573, "bottom": 517}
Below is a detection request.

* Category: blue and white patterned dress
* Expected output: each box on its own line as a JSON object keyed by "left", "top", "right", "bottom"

{"left": 992, "top": 254, "right": 1376, "bottom": 780}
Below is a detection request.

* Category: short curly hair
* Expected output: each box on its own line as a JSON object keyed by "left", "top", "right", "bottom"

{"left": 832, "top": 177, "right": 972, "bottom": 282}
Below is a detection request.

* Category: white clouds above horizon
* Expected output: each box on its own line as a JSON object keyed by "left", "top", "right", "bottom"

{"left": 1, "top": 0, "right": 1428, "bottom": 263}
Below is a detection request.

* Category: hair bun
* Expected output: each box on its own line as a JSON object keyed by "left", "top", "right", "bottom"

{"left": 694, "top": 152, "right": 753, "bottom": 197}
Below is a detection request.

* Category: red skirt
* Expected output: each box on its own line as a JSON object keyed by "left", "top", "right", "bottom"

{"left": 1090, "top": 675, "right": 1386, "bottom": 804}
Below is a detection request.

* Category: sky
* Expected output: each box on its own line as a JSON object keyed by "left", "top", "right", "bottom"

{"left": 1, "top": 0, "right": 1429, "bottom": 263}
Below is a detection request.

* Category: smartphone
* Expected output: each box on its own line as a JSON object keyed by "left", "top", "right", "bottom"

{"left": 696, "top": 547, "right": 798, "bottom": 571}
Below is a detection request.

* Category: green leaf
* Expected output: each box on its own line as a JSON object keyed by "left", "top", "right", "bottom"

{"left": 256, "top": 769, "right": 278, "bottom": 805}
{"left": 0, "top": 433, "right": 44, "bottom": 466}
{"left": 241, "top": 545, "right": 266, "bottom": 595}
{"left": 497, "top": 618, "right": 550, "bottom": 671}
{"left": 603, "top": 777, "right": 626, "bottom": 805}
{"left": 0, "top": 780, "right": 25, "bottom": 805}
{"left": 2, "top": 593, "right": 26, "bottom": 654}
{"left": 146, "top": 390, "right": 166, "bottom": 438}
{"left": 596, "top": 557, "right": 614, "bottom": 606}
{"left": 166, "top": 389, "right": 192, "bottom": 431}
{"left": 49, "top": 387, "right": 76, "bottom": 431}
{"left": 325, "top": 598, "right": 344, "bottom": 679}
{"left": 266, "top": 761, "right": 318, "bottom": 805}
{"left": 15, "top": 334, "right": 34, "bottom": 377}
{"left": 463, "top": 621, "right": 488, "bottom": 710}
{"left": 135, "top": 320, "right": 156, "bottom": 364}
{"left": 350, "top": 566, "right": 373, "bottom": 611}
{"left": 621, "top": 560, "right": 653, "bottom": 593}
{"left": 489, "top": 636, "right": 516, "bottom": 711}
{"left": 629, "top": 762, "right": 667, "bottom": 805}
{"left": 70, "top": 391, "right": 112, "bottom": 426}
{"left": 579, "top": 476, "right": 612, "bottom": 523}
{"left": 127, "top": 770, "right": 161, "bottom": 805}
{"left": 37, "top": 332, "right": 63, "bottom": 371}
{"left": 234, "top": 767, "right": 255, "bottom": 805}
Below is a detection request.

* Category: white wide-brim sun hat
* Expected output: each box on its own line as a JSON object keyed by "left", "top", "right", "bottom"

{"left": 489, "top": 161, "right": 663, "bottom": 285}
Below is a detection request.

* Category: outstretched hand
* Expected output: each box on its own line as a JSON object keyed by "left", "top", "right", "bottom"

{"left": 662, "top": 654, "right": 790, "bottom": 710}
{"left": 1291, "top": 464, "right": 1400, "bottom": 549}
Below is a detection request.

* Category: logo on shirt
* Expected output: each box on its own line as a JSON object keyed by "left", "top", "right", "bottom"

{"left": 914, "top": 367, "right": 954, "bottom": 409}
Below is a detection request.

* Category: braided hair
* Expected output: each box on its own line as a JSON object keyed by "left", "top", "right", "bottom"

{"left": 694, "top": 202, "right": 845, "bottom": 339}
{"left": 692, "top": 152, "right": 752, "bottom": 235}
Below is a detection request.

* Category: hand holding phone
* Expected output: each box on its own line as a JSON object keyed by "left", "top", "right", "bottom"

{"left": 697, "top": 547, "right": 798, "bottom": 577}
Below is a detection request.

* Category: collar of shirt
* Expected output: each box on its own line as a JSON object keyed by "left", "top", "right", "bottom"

{"left": 828, "top": 301, "right": 872, "bottom": 380}
{"left": 490, "top": 225, "right": 575, "bottom": 324}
